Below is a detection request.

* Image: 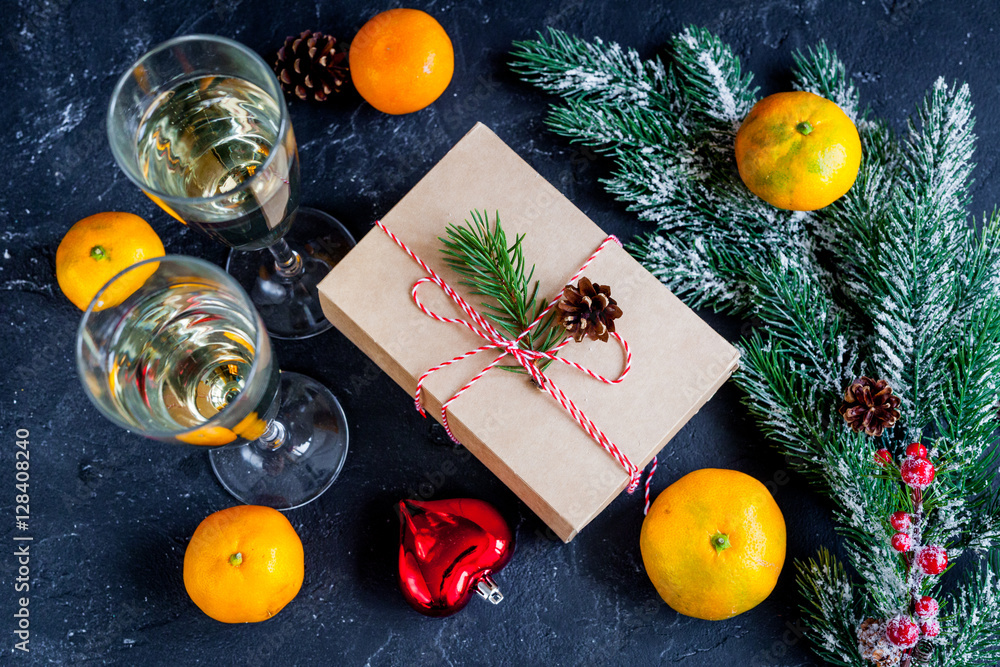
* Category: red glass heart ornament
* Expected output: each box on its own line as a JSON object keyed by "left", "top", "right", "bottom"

{"left": 397, "top": 498, "right": 514, "bottom": 617}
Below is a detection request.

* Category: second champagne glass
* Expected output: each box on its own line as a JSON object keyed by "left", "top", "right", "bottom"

{"left": 107, "top": 34, "right": 354, "bottom": 340}
{"left": 76, "top": 255, "right": 349, "bottom": 508}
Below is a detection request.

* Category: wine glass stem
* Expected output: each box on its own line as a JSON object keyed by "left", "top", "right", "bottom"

{"left": 268, "top": 238, "right": 304, "bottom": 280}
{"left": 256, "top": 419, "right": 288, "bottom": 451}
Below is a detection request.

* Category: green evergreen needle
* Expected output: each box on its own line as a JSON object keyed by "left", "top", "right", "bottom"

{"left": 440, "top": 210, "right": 562, "bottom": 365}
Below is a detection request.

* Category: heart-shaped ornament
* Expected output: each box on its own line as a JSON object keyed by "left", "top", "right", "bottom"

{"left": 397, "top": 498, "right": 514, "bottom": 617}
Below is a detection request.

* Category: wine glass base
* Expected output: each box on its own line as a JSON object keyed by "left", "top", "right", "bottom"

{"left": 226, "top": 207, "right": 356, "bottom": 340}
{"left": 208, "top": 371, "right": 349, "bottom": 510}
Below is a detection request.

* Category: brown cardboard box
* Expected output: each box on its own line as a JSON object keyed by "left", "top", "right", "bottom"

{"left": 318, "top": 123, "right": 739, "bottom": 542}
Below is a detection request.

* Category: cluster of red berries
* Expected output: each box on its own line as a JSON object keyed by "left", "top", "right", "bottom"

{"left": 885, "top": 596, "right": 941, "bottom": 647}
{"left": 875, "top": 442, "right": 948, "bottom": 650}
{"left": 876, "top": 442, "right": 937, "bottom": 489}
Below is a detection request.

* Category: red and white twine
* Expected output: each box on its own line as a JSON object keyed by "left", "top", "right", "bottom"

{"left": 375, "top": 220, "right": 654, "bottom": 496}
{"left": 643, "top": 455, "right": 657, "bottom": 515}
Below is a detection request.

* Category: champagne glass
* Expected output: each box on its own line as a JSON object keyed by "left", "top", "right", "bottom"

{"left": 76, "top": 255, "right": 349, "bottom": 509}
{"left": 107, "top": 34, "right": 354, "bottom": 340}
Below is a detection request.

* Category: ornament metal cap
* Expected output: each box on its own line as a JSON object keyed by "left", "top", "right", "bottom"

{"left": 476, "top": 575, "right": 504, "bottom": 604}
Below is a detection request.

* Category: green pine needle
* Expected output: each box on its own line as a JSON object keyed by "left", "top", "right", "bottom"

{"left": 440, "top": 210, "right": 564, "bottom": 365}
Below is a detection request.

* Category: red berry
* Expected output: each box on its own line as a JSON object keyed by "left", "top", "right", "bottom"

{"left": 906, "top": 442, "right": 928, "bottom": 458}
{"left": 916, "top": 546, "right": 948, "bottom": 575}
{"left": 915, "top": 596, "right": 939, "bottom": 618}
{"left": 890, "top": 511, "right": 911, "bottom": 532}
{"left": 891, "top": 532, "right": 911, "bottom": 552}
{"left": 876, "top": 449, "right": 893, "bottom": 466}
{"left": 886, "top": 616, "right": 920, "bottom": 648}
{"left": 900, "top": 456, "right": 936, "bottom": 489}
{"left": 920, "top": 618, "right": 941, "bottom": 637}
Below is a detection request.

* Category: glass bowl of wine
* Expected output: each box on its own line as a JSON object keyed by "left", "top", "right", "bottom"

{"left": 76, "top": 255, "right": 348, "bottom": 509}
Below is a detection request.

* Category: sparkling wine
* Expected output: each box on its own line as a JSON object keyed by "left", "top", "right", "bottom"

{"left": 105, "top": 280, "right": 279, "bottom": 434}
{"left": 135, "top": 76, "right": 299, "bottom": 250}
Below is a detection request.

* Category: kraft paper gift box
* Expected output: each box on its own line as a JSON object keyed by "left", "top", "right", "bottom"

{"left": 318, "top": 123, "right": 739, "bottom": 542}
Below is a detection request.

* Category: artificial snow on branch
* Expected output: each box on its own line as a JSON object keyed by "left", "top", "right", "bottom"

{"left": 512, "top": 26, "right": 1000, "bottom": 666}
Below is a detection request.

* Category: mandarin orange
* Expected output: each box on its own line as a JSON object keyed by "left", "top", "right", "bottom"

{"left": 55, "top": 211, "right": 165, "bottom": 311}
{"left": 640, "top": 468, "right": 786, "bottom": 621}
{"left": 735, "top": 91, "right": 861, "bottom": 211}
{"left": 183, "top": 505, "right": 304, "bottom": 623}
{"left": 350, "top": 8, "right": 454, "bottom": 115}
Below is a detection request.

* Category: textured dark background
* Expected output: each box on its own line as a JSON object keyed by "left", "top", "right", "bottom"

{"left": 2, "top": 1, "right": 999, "bottom": 665}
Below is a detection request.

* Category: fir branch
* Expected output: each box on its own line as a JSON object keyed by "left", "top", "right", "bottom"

{"left": 825, "top": 446, "right": 909, "bottom": 617}
{"left": 811, "top": 118, "right": 901, "bottom": 325}
{"left": 904, "top": 79, "right": 976, "bottom": 221}
{"left": 957, "top": 210, "right": 1000, "bottom": 321}
{"left": 796, "top": 549, "right": 866, "bottom": 666}
{"left": 831, "top": 79, "right": 975, "bottom": 433}
{"left": 510, "top": 28, "right": 673, "bottom": 110}
{"left": 511, "top": 27, "right": 1000, "bottom": 665}
{"left": 632, "top": 230, "right": 754, "bottom": 315}
{"left": 736, "top": 335, "right": 837, "bottom": 481}
{"left": 880, "top": 79, "right": 975, "bottom": 430}
{"left": 936, "top": 301, "right": 1000, "bottom": 469}
{"left": 960, "top": 496, "right": 1000, "bottom": 554}
{"left": 671, "top": 25, "right": 758, "bottom": 130}
{"left": 440, "top": 210, "right": 563, "bottom": 355}
{"left": 939, "top": 551, "right": 1000, "bottom": 667}
{"left": 543, "top": 97, "right": 682, "bottom": 152}
{"left": 937, "top": 213, "right": 1000, "bottom": 454}
{"left": 864, "top": 197, "right": 960, "bottom": 431}
{"left": 742, "top": 258, "right": 849, "bottom": 392}
{"left": 791, "top": 42, "right": 862, "bottom": 121}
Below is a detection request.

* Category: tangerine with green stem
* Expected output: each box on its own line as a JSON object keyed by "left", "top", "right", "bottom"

{"left": 55, "top": 212, "right": 165, "bottom": 311}
{"left": 640, "top": 468, "right": 786, "bottom": 620}
{"left": 735, "top": 91, "right": 862, "bottom": 211}
{"left": 183, "top": 505, "right": 304, "bottom": 623}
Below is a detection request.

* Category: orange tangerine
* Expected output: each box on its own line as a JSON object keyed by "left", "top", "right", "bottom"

{"left": 350, "top": 8, "right": 454, "bottom": 115}
{"left": 55, "top": 212, "right": 164, "bottom": 311}
{"left": 640, "top": 468, "right": 786, "bottom": 620}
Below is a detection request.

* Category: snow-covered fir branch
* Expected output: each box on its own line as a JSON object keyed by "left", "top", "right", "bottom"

{"left": 938, "top": 553, "right": 1000, "bottom": 667}
{"left": 796, "top": 549, "right": 866, "bottom": 666}
{"left": 510, "top": 28, "right": 672, "bottom": 110}
{"left": 671, "top": 25, "right": 757, "bottom": 131}
{"left": 791, "top": 42, "right": 861, "bottom": 122}
{"left": 544, "top": 97, "right": 682, "bottom": 152}
{"left": 511, "top": 27, "right": 1000, "bottom": 666}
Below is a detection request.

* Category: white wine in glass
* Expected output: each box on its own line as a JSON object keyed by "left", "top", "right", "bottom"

{"left": 134, "top": 75, "right": 297, "bottom": 250}
{"left": 108, "top": 34, "right": 355, "bottom": 340}
{"left": 77, "top": 255, "right": 349, "bottom": 508}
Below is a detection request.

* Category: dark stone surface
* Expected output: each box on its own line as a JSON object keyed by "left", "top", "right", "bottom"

{"left": 1, "top": 1, "right": 998, "bottom": 665}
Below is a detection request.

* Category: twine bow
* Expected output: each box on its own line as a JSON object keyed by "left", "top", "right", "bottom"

{"left": 376, "top": 220, "right": 648, "bottom": 495}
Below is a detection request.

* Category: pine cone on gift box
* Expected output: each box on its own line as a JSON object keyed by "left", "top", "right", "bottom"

{"left": 558, "top": 277, "right": 623, "bottom": 343}
{"left": 838, "top": 376, "right": 902, "bottom": 438}
{"left": 274, "top": 31, "right": 349, "bottom": 102}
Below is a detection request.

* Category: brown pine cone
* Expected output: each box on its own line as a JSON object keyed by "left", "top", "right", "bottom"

{"left": 857, "top": 618, "right": 903, "bottom": 667}
{"left": 558, "top": 277, "right": 623, "bottom": 343}
{"left": 838, "top": 377, "right": 901, "bottom": 437}
{"left": 274, "top": 31, "right": 349, "bottom": 102}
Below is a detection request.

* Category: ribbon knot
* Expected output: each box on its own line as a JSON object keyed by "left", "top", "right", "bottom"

{"left": 502, "top": 339, "right": 526, "bottom": 355}
{"left": 376, "top": 220, "right": 647, "bottom": 495}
